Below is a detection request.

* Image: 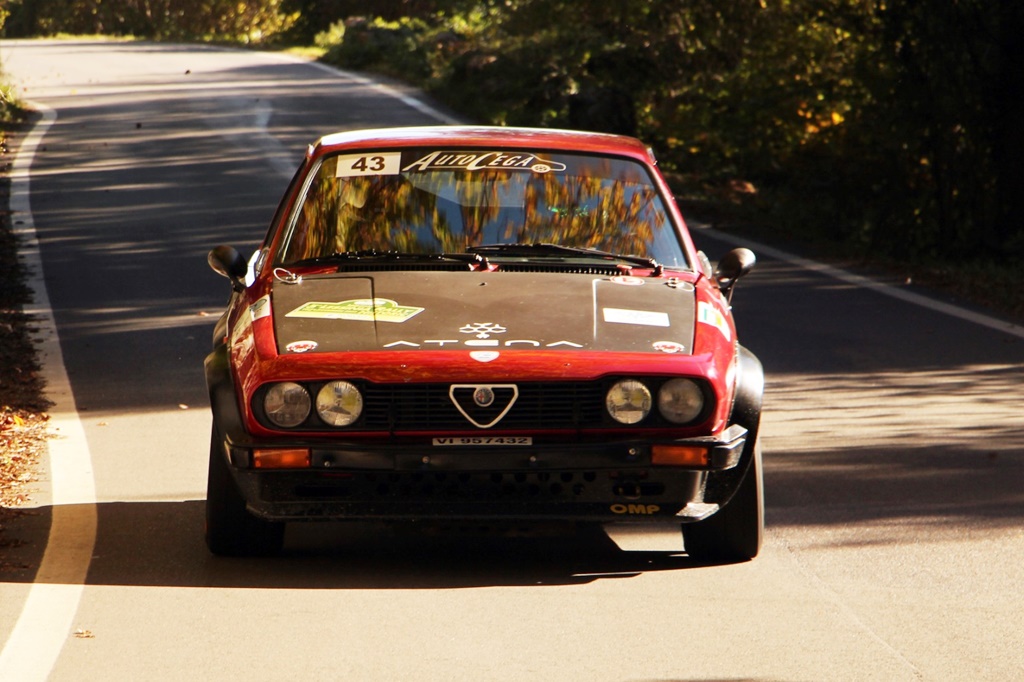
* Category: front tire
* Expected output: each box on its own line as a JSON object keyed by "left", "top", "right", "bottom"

{"left": 682, "top": 439, "right": 764, "bottom": 562}
{"left": 205, "top": 425, "right": 285, "bottom": 556}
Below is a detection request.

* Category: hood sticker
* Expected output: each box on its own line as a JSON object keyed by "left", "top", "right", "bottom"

{"left": 286, "top": 298, "right": 424, "bottom": 323}
{"left": 697, "top": 301, "right": 732, "bottom": 341}
{"left": 603, "top": 307, "right": 670, "bottom": 328}
{"left": 286, "top": 340, "right": 318, "bottom": 353}
{"left": 653, "top": 341, "right": 686, "bottom": 354}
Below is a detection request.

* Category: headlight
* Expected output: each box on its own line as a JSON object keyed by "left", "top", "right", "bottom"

{"left": 657, "top": 378, "right": 705, "bottom": 424}
{"left": 263, "top": 382, "right": 311, "bottom": 428}
{"left": 316, "top": 381, "right": 364, "bottom": 427}
{"left": 605, "top": 380, "right": 652, "bottom": 424}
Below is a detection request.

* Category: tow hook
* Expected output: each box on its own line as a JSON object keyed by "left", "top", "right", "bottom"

{"left": 612, "top": 481, "right": 642, "bottom": 499}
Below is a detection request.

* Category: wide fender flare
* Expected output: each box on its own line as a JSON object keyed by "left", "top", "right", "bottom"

{"left": 730, "top": 344, "right": 764, "bottom": 443}
{"left": 205, "top": 344, "right": 251, "bottom": 449}
{"left": 705, "top": 344, "right": 764, "bottom": 505}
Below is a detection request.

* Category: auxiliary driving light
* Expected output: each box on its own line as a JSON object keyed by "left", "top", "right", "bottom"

{"left": 606, "top": 380, "right": 652, "bottom": 424}
{"left": 316, "top": 380, "right": 364, "bottom": 427}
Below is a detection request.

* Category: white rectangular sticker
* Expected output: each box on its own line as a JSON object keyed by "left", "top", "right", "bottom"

{"left": 335, "top": 152, "right": 402, "bottom": 178}
{"left": 603, "top": 307, "right": 671, "bottom": 327}
{"left": 432, "top": 437, "right": 533, "bottom": 446}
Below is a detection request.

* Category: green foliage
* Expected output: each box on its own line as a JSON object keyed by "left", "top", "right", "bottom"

{"left": 0, "top": 54, "right": 24, "bottom": 123}
{"left": 316, "top": 16, "right": 434, "bottom": 81}
{"left": 7, "top": 0, "right": 1020, "bottom": 266}
{"left": 284, "top": 0, "right": 461, "bottom": 43}
{"left": 0, "top": 0, "right": 298, "bottom": 43}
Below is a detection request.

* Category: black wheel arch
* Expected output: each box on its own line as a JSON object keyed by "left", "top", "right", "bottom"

{"left": 205, "top": 344, "right": 252, "bottom": 450}
{"left": 703, "top": 344, "right": 764, "bottom": 505}
{"left": 730, "top": 344, "right": 764, "bottom": 442}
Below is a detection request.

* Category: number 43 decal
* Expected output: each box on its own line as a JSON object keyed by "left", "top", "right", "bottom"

{"left": 335, "top": 152, "right": 402, "bottom": 178}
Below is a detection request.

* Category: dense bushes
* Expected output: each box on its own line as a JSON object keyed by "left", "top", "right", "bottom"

{"left": 3, "top": 0, "right": 1020, "bottom": 268}
{"left": 0, "top": 0, "right": 297, "bottom": 43}
{"left": 315, "top": 17, "right": 434, "bottom": 82}
{"left": 313, "top": 0, "right": 1022, "bottom": 266}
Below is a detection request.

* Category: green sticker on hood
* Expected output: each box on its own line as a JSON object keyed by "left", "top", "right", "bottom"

{"left": 286, "top": 298, "right": 424, "bottom": 323}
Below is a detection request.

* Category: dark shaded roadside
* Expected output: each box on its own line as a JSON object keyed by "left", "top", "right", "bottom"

{"left": 0, "top": 113, "right": 50, "bottom": 568}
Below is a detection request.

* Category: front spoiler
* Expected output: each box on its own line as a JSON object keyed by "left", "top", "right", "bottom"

{"left": 224, "top": 425, "right": 748, "bottom": 524}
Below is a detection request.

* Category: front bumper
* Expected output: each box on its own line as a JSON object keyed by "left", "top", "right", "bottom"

{"left": 223, "top": 425, "right": 749, "bottom": 524}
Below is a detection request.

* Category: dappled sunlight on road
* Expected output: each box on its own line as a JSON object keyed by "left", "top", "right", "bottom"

{"left": 764, "top": 363, "right": 1023, "bottom": 454}
{"left": 760, "top": 363, "right": 1024, "bottom": 544}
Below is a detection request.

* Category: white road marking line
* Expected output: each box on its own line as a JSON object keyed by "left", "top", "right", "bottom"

{"left": 218, "top": 51, "right": 464, "bottom": 181}
{"left": 699, "top": 225, "right": 1024, "bottom": 339}
{"left": 0, "top": 103, "right": 98, "bottom": 681}
{"left": 0, "top": 53, "right": 458, "bottom": 679}
{"left": 302, "top": 59, "right": 463, "bottom": 125}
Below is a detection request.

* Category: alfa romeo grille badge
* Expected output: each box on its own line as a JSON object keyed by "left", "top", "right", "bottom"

{"left": 449, "top": 384, "right": 518, "bottom": 429}
{"left": 473, "top": 386, "right": 495, "bottom": 407}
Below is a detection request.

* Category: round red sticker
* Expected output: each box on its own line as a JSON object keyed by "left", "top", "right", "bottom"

{"left": 286, "top": 340, "right": 318, "bottom": 353}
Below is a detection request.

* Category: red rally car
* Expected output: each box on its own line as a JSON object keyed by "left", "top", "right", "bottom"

{"left": 205, "top": 126, "right": 763, "bottom": 560}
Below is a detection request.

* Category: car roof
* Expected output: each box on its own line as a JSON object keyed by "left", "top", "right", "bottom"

{"left": 312, "top": 125, "right": 658, "bottom": 164}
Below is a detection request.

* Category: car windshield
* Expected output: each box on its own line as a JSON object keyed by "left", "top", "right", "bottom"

{"left": 277, "top": 148, "right": 689, "bottom": 269}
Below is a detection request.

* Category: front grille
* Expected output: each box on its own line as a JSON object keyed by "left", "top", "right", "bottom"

{"left": 361, "top": 382, "right": 606, "bottom": 431}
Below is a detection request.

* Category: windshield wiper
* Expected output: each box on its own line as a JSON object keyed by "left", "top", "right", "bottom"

{"left": 291, "top": 250, "right": 488, "bottom": 268}
{"left": 467, "top": 243, "right": 662, "bottom": 274}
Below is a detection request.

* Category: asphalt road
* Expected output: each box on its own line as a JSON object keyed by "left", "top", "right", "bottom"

{"left": 0, "top": 40, "right": 1022, "bottom": 682}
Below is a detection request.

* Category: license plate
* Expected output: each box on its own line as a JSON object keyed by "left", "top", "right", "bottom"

{"left": 432, "top": 437, "right": 533, "bottom": 446}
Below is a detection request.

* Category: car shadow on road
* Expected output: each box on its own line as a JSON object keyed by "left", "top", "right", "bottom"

{"left": 1, "top": 501, "right": 719, "bottom": 590}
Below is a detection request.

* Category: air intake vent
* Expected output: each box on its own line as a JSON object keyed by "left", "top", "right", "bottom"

{"left": 493, "top": 263, "right": 623, "bottom": 276}
{"left": 336, "top": 263, "right": 473, "bottom": 272}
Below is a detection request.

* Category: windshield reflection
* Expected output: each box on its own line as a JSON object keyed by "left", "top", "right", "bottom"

{"left": 279, "top": 150, "right": 688, "bottom": 268}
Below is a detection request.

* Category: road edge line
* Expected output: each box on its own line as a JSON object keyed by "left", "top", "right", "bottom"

{"left": 699, "top": 226, "right": 1024, "bottom": 340}
{"left": 0, "top": 103, "right": 99, "bottom": 681}
{"left": 288, "top": 54, "right": 464, "bottom": 125}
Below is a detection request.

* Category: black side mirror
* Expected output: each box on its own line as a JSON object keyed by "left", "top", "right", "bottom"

{"left": 208, "top": 245, "right": 248, "bottom": 293}
{"left": 715, "top": 247, "right": 756, "bottom": 302}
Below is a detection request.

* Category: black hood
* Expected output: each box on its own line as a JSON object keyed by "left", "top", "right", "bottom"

{"left": 271, "top": 270, "right": 696, "bottom": 355}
